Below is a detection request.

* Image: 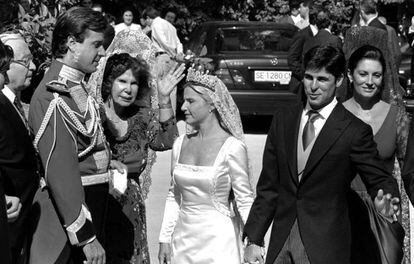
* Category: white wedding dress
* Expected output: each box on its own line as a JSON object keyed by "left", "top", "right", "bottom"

{"left": 159, "top": 135, "right": 254, "bottom": 264}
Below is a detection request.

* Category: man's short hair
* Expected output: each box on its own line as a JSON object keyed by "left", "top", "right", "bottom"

{"left": 300, "top": 0, "right": 313, "bottom": 8}
{"left": 303, "top": 45, "right": 345, "bottom": 80}
{"left": 315, "top": 10, "right": 331, "bottom": 29}
{"left": 141, "top": 7, "right": 160, "bottom": 19}
{"left": 52, "top": 7, "right": 108, "bottom": 58}
{"left": 360, "top": 0, "right": 378, "bottom": 15}
{"left": 289, "top": 0, "right": 300, "bottom": 10}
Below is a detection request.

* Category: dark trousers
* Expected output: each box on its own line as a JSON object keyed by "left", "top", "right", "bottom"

{"left": 55, "top": 183, "right": 109, "bottom": 264}
{"left": 273, "top": 220, "right": 310, "bottom": 264}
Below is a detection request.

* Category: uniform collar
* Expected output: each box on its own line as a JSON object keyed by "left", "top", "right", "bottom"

{"left": 58, "top": 63, "right": 86, "bottom": 84}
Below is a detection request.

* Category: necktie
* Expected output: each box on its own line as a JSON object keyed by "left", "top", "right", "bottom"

{"left": 13, "top": 98, "right": 29, "bottom": 130}
{"left": 302, "top": 110, "right": 320, "bottom": 150}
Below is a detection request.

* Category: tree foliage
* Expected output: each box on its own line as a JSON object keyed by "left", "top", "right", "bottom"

{"left": 2, "top": 0, "right": 357, "bottom": 68}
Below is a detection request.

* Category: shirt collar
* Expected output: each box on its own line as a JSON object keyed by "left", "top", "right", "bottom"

{"left": 310, "top": 25, "right": 318, "bottom": 36}
{"left": 365, "top": 14, "right": 378, "bottom": 26}
{"left": 305, "top": 97, "right": 338, "bottom": 120}
{"left": 2, "top": 85, "right": 16, "bottom": 103}
{"left": 59, "top": 64, "right": 86, "bottom": 84}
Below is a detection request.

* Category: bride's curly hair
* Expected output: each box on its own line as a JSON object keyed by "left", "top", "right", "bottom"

{"left": 102, "top": 53, "right": 150, "bottom": 103}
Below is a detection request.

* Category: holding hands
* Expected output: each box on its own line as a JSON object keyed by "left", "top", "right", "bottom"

{"left": 158, "top": 242, "right": 172, "bottom": 264}
{"left": 374, "top": 189, "right": 400, "bottom": 222}
{"left": 244, "top": 241, "right": 265, "bottom": 264}
{"left": 5, "top": 195, "right": 21, "bottom": 223}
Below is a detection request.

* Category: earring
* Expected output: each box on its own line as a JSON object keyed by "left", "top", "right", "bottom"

{"left": 209, "top": 109, "right": 213, "bottom": 113}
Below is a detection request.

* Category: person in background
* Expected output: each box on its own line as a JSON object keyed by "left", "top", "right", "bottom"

{"left": 114, "top": 8, "right": 141, "bottom": 35}
{"left": 296, "top": 0, "right": 311, "bottom": 29}
{"left": 141, "top": 6, "right": 184, "bottom": 114}
{"left": 105, "top": 13, "right": 116, "bottom": 27}
{"left": 140, "top": 17, "right": 152, "bottom": 37}
{"left": 243, "top": 45, "right": 399, "bottom": 264}
{"left": 158, "top": 67, "right": 254, "bottom": 264}
{"left": 141, "top": 6, "right": 183, "bottom": 60}
{"left": 279, "top": 0, "right": 302, "bottom": 26}
{"left": 80, "top": 0, "right": 93, "bottom": 9}
{"left": 359, "top": 0, "right": 387, "bottom": 31}
{"left": 287, "top": 5, "right": 318, "bottom": 94}
{"left": 302, "top": 9, "right": 342, "bottom": 56}
{"left": 163, "top": 8, "right": 177, "bottom": 25}
{"left": 0, "top": 33, "right": 39, "bottom": 264}
{"left": 378, "top": 16, "right": 402, "bottom": 68}
{"left": 28, "top": 7, "right": 125, "bottom": 264}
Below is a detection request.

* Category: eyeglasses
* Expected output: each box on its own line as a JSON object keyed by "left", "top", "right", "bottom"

{"left": 11, "top": 57, "right": 33, "bottom": 69}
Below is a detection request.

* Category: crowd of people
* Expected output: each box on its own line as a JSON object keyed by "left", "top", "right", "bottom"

{"left": 1, "top": 0, "right": 414, "bottom": 264}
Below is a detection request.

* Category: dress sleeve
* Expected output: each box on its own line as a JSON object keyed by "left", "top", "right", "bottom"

{"left": 159, "top": 136, "right": 182, "bottom": 243}
{"left": 29, "top": 96, "right": 96, "bottom": 246}
{"left": 227, "top": 138, "right": 254, "bottom": 224}
{"left": 147, "top": 109, "right": 178, "bottom": 151}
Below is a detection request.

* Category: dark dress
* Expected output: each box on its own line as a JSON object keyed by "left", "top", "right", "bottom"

{"left": 104, "top": 104, "right": 178, "bottom": 264}
{"left": 346, "top": 104, "right": 404, "bottom": 264}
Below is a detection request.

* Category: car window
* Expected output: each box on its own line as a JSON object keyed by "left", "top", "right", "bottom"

{"left": 188, "top": 30, "right": 208, "bottom": 56}
{"left": 217, "top": 27, "right": 294, "bottom": 53}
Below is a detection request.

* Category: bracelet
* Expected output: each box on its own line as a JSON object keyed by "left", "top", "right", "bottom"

{"left": 159, "top": 102, "right": 172, "bottom": 109}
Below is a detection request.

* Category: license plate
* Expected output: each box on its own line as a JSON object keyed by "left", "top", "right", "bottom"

{"left": 254, "top": 71, "right": 292, "bottom": 84}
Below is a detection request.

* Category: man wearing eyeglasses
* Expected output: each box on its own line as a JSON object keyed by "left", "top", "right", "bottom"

{"left": 0, "top": 33, "right": 39, "bottom": 263}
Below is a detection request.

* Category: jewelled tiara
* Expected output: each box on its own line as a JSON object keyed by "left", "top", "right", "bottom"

{"left": 186, "top": 67, "right": 218, "bottom": 90}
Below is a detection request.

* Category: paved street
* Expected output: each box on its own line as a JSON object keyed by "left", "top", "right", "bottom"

{"left": 146, "top": 121, "right": 268, "bottom": 262}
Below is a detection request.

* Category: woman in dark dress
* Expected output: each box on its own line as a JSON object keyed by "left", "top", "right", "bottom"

{"left": 87, "top": 28, "right": 185, "bottom": 263}
{"left": 100, "top": 53, "right": 184, "bottom": 264}
{"left": 344, "top": 45, "right": 405, "bottom": 264}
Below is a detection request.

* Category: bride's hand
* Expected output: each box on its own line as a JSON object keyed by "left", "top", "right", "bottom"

{"left": 158, "top": 242, "right": 172, "bottom": 264}
{"left": 157, "top": 62, "right": 186, "bottom": 101}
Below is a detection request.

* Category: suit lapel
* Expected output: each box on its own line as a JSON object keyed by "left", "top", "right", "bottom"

{"left": 300, "top": 103, "right": 351, "bottom": 184}
{"left": 0, "top": 93, "right": 27, "bottom": 133}
{"left": 285, "top": 104, "right": 302, "bottom": 186}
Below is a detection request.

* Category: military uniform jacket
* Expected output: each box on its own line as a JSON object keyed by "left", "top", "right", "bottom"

{"left": 28, "top": 60, "right": 111, "bottom": 263}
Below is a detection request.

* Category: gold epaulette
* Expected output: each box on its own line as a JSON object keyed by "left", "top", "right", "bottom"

{"left": 46, "top": 80, "right": 70, "bottom": 94}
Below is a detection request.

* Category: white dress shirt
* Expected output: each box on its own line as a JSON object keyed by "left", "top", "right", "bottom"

{"left": 299, "top": 97, "right": 338, "bottom": 146}
{"left": 2, "top": 85, "right": 28, "bottom": 126}
{"left": 151, "top": 17, "right": 183, "bottom": 57}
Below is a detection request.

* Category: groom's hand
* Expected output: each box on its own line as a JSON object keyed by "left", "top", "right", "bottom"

{"left": 374, "top": 189, "right": 400, "bottom": 222}
{"left": 244, "top": 244, "right": 264, "bottom": 264}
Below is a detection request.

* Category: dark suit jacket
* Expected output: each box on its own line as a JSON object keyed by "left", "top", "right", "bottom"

{"left": 0, "top": 92, "right": 38, "bottom": 262}
{"left": 0, "top": 173, "right": 11, "bottom": 264}
{"left": 302, "top": 29, "right": 343, "bottom": 57}
{"left": 244, "top": 102, "right": 399, "bottom": 264}
{"left": 368, "top": 17, "right": 387, "bottom": 31}
{"left": 288, "top": 26, "right": 313, "bottom": 81}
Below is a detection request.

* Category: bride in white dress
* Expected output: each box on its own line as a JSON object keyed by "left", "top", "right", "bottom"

{"left": 158, "top": 67, "right": 254, "bottom": 264}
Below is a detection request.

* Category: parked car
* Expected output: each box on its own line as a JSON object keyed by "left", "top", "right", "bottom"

{"left": 183, "top": 21, "right": 299, "bottom": 116}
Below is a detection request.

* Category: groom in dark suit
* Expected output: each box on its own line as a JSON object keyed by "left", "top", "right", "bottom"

{"left": 243, "top": 46, "right": 399, "bottom": 264}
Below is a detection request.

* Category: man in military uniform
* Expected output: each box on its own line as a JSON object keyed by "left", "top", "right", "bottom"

{"left": 28, "top": 7, "right": 125, "bottom": 264}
